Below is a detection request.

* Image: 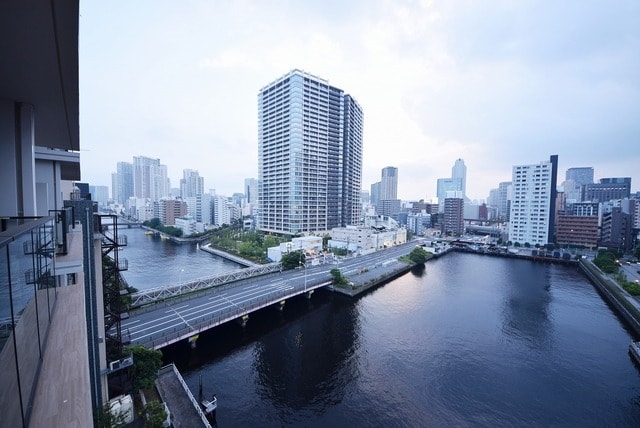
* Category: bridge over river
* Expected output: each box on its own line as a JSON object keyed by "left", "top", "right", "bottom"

{"left": 120, "top": 241, "right": 422, "bottom": 349}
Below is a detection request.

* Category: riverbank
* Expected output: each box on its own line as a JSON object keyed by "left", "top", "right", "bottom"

{"left": 578, "top": 258, "right": 640, "bottom": 335}
{"left": 199, "top": 244, "right": 257, "bottom": 267}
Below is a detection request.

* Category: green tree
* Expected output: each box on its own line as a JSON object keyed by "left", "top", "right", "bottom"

{"left": 127, "top": 345, "right": 163, "bottom": 390}
{"left": 281, "top": 251, "right": 305, "bottom": 270}
{"left": 143, "top": 401, "right": 167, "bottom": 428}
{"left": 593, "top": 250, "right": 619, "bottom": 274}
{"left": 408, "top": 247, "right": 429, "bottom": 264}
{"left": 634, "top": 245, "right": 640, "bottom": 260}
{"left": 330, "top": 268, "right": 349, "bottom": 287}
{"left": 264, "top": 235, "right": 278, "bottom": 249}
{"left": 94, "top": 402, "right": 127, "bottom": 428}
{"left": 143, "top": 218, "right": 161, "bottom": 229}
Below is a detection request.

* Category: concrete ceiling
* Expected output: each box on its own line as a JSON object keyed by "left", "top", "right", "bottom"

{"left": 0, "top": 0, "right": 79, "bottom": 152}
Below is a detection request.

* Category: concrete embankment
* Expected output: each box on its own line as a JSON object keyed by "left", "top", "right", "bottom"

{"left": 331, "top": 259, "right": 414, "bottom": 297}
{"left": 578, "top": 259, "right": 640, "bottom": 335}
{"left": 199, "top": 244, "right": 257, "bottom": 267}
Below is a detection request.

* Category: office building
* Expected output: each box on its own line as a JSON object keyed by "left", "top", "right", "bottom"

{"left": 566, "top": 167, "right": 594, "bottom": 188}
{"left": 377, "top": 166, "right": 400, "bottom": 216}
{"left": 451, "top": 158, "right": 467, "bottom": 199}
{"left": 257, "top": 69, "right": 363, "bottom": 235}
{"left": 380, "top": 167, "right": 398, "bottom": 200}
{"left": 245, "top": 178, "right": 258, "bottom": 205}
{"left": 584, "top": 178, "right": 631, "bottom": 203}
{"left": 600, "top": 207, "right": 633, "bottom": 251}
{"left": 508, "top": 155, "right": 558, "bottom": 246}
{"left": 157, "top": 198, "right": 188, "bottom": 226}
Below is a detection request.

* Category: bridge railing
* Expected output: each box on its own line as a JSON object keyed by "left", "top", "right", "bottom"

{"left": 130, "top": 263, "right": 282, "bottom": 308}
{"left": 142, "top": 280, "right": 332, "bottom": 349}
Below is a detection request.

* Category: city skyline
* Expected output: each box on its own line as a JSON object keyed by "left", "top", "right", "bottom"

{"left": 79, "top": 1, "right": 639, "bottom": 200}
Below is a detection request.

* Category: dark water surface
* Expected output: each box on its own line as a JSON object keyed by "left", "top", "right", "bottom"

{"left": 156, "top": 252, "right": 640, "bottom": 427}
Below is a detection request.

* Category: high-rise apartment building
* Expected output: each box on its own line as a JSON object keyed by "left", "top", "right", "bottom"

{"left": 133, "top": 156, "right": 169, "bottom": 202}
{"left": 180, "top": 169, "right": 204, "bottom": 199}
{"left": 257, "top": 69, "right": 363, "bottom": 235}
{"left": 112, "top": 161, "right": 134, "bottom": 204}
{"left": 442, "top": 198, "right": 465, "bottom": 236}
{"left": 508, "top": 155, "right": 558, "bottom": 246}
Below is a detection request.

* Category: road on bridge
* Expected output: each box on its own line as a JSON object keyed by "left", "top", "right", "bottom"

{"left": 120, "top": 240, "right": 425, "bottom": 349}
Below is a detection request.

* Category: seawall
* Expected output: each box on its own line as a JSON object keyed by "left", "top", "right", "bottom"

{"left": 578, "top": 259, "right": 640, "bottom": 336}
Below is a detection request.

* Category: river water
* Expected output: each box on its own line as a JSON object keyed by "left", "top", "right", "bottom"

{"left": 119, "top": 228, "right": 243, "bottom": 290}
{"left": 123, "top": 229, "right": 640, "bottom": 426}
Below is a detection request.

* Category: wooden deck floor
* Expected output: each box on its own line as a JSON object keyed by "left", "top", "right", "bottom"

{"left": 28, "top": 284, "right": 93, "bottom": 427}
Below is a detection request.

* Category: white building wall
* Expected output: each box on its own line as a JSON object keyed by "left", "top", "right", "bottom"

{"left": 508, "top": 160, "right": 553, "bottom": 245}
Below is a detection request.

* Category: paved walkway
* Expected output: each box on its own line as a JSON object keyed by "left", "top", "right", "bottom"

{"left": 156, "top": 364, "right": 210, "bottom": 427}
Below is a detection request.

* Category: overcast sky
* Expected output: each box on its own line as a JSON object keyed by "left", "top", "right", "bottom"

{"left": 79, "top": 0, "right": 640, "bottom": 201}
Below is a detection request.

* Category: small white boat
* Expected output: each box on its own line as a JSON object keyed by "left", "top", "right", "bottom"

{"left": 201, "top": 395, "right": 217, "bottom": 414}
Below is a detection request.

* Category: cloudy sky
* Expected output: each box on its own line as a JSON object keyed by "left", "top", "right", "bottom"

{"left": 79, "top": 0, "right": 640, "bottom": 201}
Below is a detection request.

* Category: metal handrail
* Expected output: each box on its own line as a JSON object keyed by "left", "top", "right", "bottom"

{"left": 130, "top": 263, "right": 282, "bottom": 307}
{"left": 141, "top": 280, "right": 331, "bottom": 350}
{"left": 158, "top": 364, "right": 212, "bottom": 428}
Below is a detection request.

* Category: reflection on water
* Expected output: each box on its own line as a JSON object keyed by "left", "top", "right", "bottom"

{"left": 162, "top": 252, "right": 640, "bottom": 426}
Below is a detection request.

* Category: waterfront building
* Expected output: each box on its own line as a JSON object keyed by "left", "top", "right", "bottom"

{"left": 600, "top": 207, "right": 633, "bottom": 251}
{"left": 180, "top": 169, "right": 204, "bottom": 199}
{"left": 508, "top": 155, "right": 559, "bottom": 246}
{"left": 584, "top": 178, "right": 632, "bottom": 203}
{"left": 257, "top": 69, "right": 363, "bottom": 235}
{"left": 175, "top": 216, "right": 198, "bottom": 236}
{"left": 157, "top": 198, "right": 188, "bottom": 226}
{"left": 556, "top": 215, "right": 599, "bottom": 249}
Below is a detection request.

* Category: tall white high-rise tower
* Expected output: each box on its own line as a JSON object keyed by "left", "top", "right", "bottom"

{"left": 257, "top": 69, "right": 363, "bottom": 235}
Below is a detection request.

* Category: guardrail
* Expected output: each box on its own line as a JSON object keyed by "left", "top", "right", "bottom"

{"left": 157, "top": 364, "right": 212, "bottom": 428}
{"left": 140, "top": 280, "right": 332, "bottom": 350}
{"left": 130, "top": 263, "right": 282, "bottom": 308}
